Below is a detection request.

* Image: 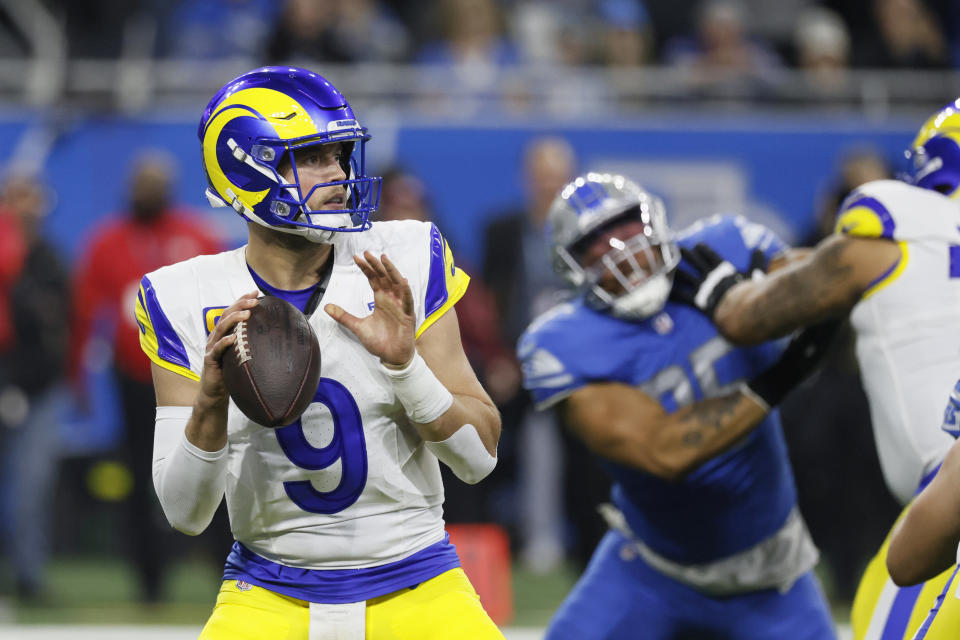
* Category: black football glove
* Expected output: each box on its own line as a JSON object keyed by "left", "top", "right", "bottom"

{"left": 744, "top": 319, "right": 842, "bottom": 410}
{"left": 672, "top": 243, "right": 767, "bottom": 319}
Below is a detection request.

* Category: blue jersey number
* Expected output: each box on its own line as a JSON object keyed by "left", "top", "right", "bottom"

{"left": 275, "top": 378, "right": 368, "bottom": 514}
{"left": 640, "top": 336, "right": 739, "bottom": 409}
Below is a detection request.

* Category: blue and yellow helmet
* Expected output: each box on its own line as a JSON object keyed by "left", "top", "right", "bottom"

{"left": 904, "top": 98, "right": 960, "bottom": 200}
{"left": 199, "top": 66, "right": 381, "bottom": 241}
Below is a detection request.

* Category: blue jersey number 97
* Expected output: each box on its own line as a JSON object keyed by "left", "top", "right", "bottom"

{"left": 274, "top": 378, "right": 368, "bottom": 514}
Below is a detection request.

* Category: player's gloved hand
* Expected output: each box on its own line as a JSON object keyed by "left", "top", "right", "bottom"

{"left": 744, "top": 319, "right": 842, "bottom": 411}
{"left": 671, "top": 244, "right": 767, "bottom": 319}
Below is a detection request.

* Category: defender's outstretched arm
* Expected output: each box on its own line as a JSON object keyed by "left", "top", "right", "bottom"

{"left": 714, "top": 236, "right": 900, "bottom": 344}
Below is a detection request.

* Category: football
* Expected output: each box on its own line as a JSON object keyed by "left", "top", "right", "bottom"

{"left": 220, "top": 295, "right": 321, "bottom": 428}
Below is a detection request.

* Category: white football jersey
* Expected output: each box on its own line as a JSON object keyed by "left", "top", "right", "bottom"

{"left": 136, "top": 220, "right": 469, "bottom": 569}
{"left": 836, "top": 179, "right": 960, "bottom": 504}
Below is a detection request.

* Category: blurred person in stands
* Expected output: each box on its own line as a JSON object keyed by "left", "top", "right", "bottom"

{"left": 69, "top": 151, "right": 222, "bottom": 602}
{"left": 157, "top": 0, "right": 280, "bottom": 60}
{"left": 378, "top": 168, "right": 516, "bottom": 524}
{"left": 518, "top": 172, "right": 837, "bottom": 639}
{"left": 54, "top": 0, "right": 136, "bottom": 58}
{"left": 266, "top": 0, "right": 409, "bottom": 64}
{"left": 792, "top": 7, "right": 852, "bottom": 102}
{"left": 0, "top": 171, "right": 68, "bottom": 602}
{"left": 505, "top": 2, "right": 610, "bottom": 115}
{"left": 598, "top": 0, "right": 654, "bottom": 68}
{"left": 415, "top": 0, "right": 520, "bottom": 116}
{"left": 862, "top": 0, "right": 950, "bottom": 69}
{"left": 595, "top": 0, "right": 656, "bottom": 110}
{"left": 671, "top": 100, "right": 960, "bottom": 640}
{"left": 416, "top": 0, "right": 518, "bottom": 68}
{"left": 664, "top": 0, "right": 784, "bottom": 99}
{"left": 482, "top": 137, "right": 609, "bottom": 571}
{"left": 483, "top": 137, "right": 575, "bottom": 436}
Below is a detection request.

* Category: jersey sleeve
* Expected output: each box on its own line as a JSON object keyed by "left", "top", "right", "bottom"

{"left": 730, "top": 215, "right": 788, "bottom": 261}
{"left": 677, "top": 214, "right": 788, "bottom": 273}
{"left": 830, "top": 178, "right": 960, "bottom": 243}
{"left": 134, "top": 271, "right": 204, "bottom": 381}
{"left": 517, "top": 305, "right": 584, "bottom": 410}
{"left": 415, "top": 223, "right": 470, "bottom": 339}
{"left": 834, "top": 183, "right": 899, "bottom": 240}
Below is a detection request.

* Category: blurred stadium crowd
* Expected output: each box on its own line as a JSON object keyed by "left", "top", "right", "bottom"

{"left": 47, "top": 0, "right": 960, "bottom": 71}
{"left": 0, "top": 0, "right": 957, "bottom": 629}
{"left": 0, "top": 0, "right": 957, "bottom": 112}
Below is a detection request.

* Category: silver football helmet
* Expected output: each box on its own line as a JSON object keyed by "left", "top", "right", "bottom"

{"left": 547, "top": 173, "right": 679, "bottom": 320}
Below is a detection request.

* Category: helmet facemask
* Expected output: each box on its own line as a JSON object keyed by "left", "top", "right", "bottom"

{"left": 272, "top": 138, "right": 381, "bottom": 243}
{"left": 555, "top": 196, "right": 680, "bottom": 320}
{"left": 577, "top": 230, "right": 680, "bottom": 320}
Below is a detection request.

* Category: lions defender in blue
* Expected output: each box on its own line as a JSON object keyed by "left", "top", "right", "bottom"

{"left": 518, "top": 173, "right": 836, "bottom": 639}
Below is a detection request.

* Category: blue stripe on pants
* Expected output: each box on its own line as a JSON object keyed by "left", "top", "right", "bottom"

{"left": 914, "top": 565, "right": 960, "bottom": 640}
{"left": 881, "top": 583, "right": 924, "bottom": 640}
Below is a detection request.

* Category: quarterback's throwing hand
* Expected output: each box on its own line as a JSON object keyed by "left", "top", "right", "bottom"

{"left": 200, "top": 290, "right": 260, "bottom": 406}
{"left": 672, "top": 244, "right": 767, "bottom": 319}
{"left": 326, "top": 251, "right": 417, "bottom": 368}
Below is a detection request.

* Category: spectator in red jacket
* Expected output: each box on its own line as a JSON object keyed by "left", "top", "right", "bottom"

{"left": 0, "top": 201, "right": 26, "bottom": 352}
{"left": 69, "top": 150, "right": 222, "bottom": 602}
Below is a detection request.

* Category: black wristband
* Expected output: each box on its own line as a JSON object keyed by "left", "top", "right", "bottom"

{"left": 745, "top": 369, "right": 789, "bottom": 409}
{"left": 745, "top": 320, "right": 842, "bottom": 410}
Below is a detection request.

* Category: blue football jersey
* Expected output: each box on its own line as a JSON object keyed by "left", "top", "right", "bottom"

{"left": 518, "top": 215, "right": 796, "bottom": 564}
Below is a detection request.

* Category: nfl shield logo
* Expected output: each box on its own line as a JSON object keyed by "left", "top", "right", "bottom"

{"left": 653, "top": 312, "right": 673, "bottom": 335}
{"left": 236, "top": 580, "right": 253, "bottom": 591}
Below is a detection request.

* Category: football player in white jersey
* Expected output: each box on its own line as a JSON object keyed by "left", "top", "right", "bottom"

{"left": 135, "top": 67, "right": 503, "bottom": 639}
{"left": 886, "top": 381, "right": 960, "bottom": 638}
{"left": 672, "top": 99, "right": 960, "bottom": 640}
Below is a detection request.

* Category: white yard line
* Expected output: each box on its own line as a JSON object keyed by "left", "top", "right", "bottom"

{"left": 0, "top": 625, "right": 853, "bottom": 639}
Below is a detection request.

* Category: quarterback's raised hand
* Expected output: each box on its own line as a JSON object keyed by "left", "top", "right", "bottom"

{"left": 672, "top": 243, "right": 767, "bottom": 319}
{"left": 325, "top": 251, "right": 417, "bottom": 368}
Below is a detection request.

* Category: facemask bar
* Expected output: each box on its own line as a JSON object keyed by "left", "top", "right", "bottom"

{"left": 225, "top": 131, "right": 382, "bottom": 233}
{"left": 902, "top": 145, "right": 937, "bottom": 185}
{"left": 556, "top": 197, "right": 676, "bottom": 287}
{"left": 581, "top": 234, "right": 680, "bottom": 308}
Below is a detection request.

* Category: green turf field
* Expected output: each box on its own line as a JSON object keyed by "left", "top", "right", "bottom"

{"left": 2, "top": 555, "right": 579, "bottom": 627}
{"left": 1, "top": 555, "right": 853, "bottom": 637}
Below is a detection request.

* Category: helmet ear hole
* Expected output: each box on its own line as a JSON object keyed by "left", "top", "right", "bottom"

{"left": 275, "top": 151, "right": 293, "bottom": 181}
{"left": 340, "top": 142, "right": 355, "bottom": 175}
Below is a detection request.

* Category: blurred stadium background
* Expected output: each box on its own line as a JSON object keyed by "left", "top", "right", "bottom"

{"left": 1, "top": 0, "right": 958, "bottom": 637}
